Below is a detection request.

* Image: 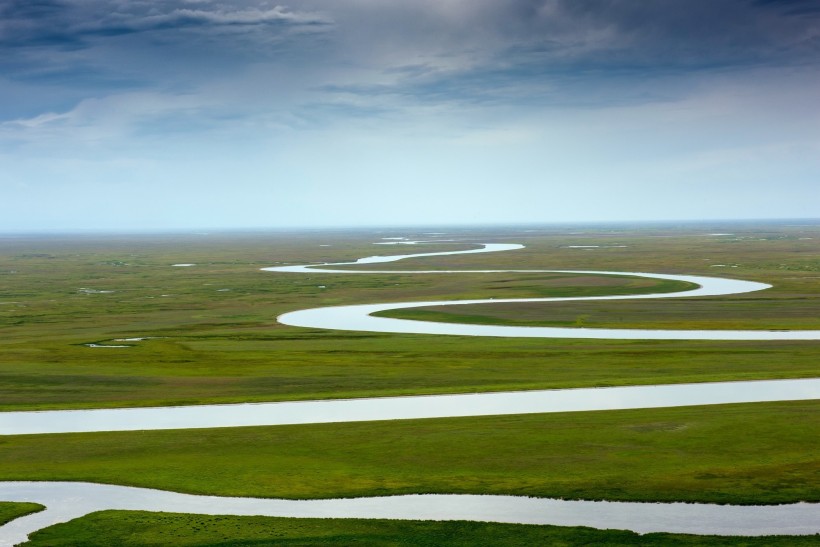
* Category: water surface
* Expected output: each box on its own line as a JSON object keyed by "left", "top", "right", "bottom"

{"left": 265, "top": 243, "right": 820, "bottom": 340}
{"left": 2, "top": 379, "right": 818, "bottom": 435}
{"left": 1, "top": 481, "right": 818, "bottom": 547}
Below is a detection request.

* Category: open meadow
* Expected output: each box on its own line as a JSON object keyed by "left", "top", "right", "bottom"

{"left": 0, "top": 221, "right": 818, "bottom": 544}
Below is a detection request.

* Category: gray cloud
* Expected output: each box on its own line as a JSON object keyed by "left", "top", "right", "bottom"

{"left": 0, "top": 1, "right": 334, "bottom": 118}
{"left": 296, "top": 0, "right": 820, "bottom": 109}
{"left": 4, "top": 0, "right": 818, "bottom": 109}
{"left": 3, "top": 1, "right": 820, "bottom": 136}
{"left": 0, "top": 1, "right": 331, "bottom": 49}
{"left": 754, "top": 0, "right": 820, "bottom": 16}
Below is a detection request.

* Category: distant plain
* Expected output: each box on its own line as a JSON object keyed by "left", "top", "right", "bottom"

{"left": 2, "top": 224, "right": 819, "bottom": 411}
{"left": 1, "top": 222, "right": 818, "bottom": 544}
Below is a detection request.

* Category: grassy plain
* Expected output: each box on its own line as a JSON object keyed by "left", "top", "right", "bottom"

{"left": 25, "top": 511, "right": 820, "bottom": 546}
{"left": 379, "top": 297, "right": 820, "bottom": 330}
{"left": 1, "top": 223, "right": 819, "bottom": 411}
{"left": 376, "top": 227, "right": 820, "bottom": 330}
{"left": 1, "top": 222, "right": 818, "bottom": 544}
{"left": 1, "top": 402, "right": 817, "bottom": 504}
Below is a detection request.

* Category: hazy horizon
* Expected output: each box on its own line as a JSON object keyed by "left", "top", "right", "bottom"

{"left": 2, "top": 217, "right": 818, "bottom": 237}
{"left": 2, "top": 1, "right": 819, "bottom": 231}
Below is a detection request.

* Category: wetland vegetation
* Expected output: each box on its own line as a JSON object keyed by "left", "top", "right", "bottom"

{"left": 1, "top": 221, "right": 818, "bottom": 544}
{"left": 23, "top": 511, "right": 820, "bottom": 547}
{"left": 0, "top": 503, "right": 42, "bottom": 526}
{"left": 2, "top": 224, "right": 819, "bottom": 411}
{"left": 1, "top": 401, "right": 817, "bottom": 504}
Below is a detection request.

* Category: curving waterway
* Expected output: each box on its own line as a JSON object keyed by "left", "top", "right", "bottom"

{"left": 264, "top": 243, "right": 820, "bottom": 340}
{"left": 1, "top": 482, "right": 818, "bottom": 546}
{"left": 1, "top": 242, "right": 818, "bottom": 543}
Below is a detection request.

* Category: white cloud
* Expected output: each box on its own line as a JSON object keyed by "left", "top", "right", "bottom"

{"left": 101, "top": 5, "right": 332, "bottom": 32}
{"left": 0, "top": 91, "right": 220, "bottom": 146}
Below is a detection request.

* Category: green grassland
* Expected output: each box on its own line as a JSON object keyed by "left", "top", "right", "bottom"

{"left": 0, "top": 502, "right": 43, "bottom": 526}
{"left": 1, "top": 223, "right": 818, "bottom": 545}
{"left": 377, "top": 296, "right": 820, "bottom": 330}
{"left": 24, "top": 511, "right": 820, "bottom": 547}
{"left": 1, "top": 224, "right": 819, "bottom": 411}
{"left": 2, "top": 402, "right": 817, "bottom": 504}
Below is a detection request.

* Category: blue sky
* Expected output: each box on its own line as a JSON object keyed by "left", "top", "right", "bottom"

{"left": 2, "top": 0, "right": 819, "bottom": 231}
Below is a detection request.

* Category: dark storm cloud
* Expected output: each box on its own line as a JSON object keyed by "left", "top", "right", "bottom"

{"left": 554, "top": 0, "right": 820, "bottom": 63}
{"left": 310, "top": 0, "right": 820, "bottom": 108}
{"left": 0, "top": 0, "right": 333, "bottom": 118}
{"left": 754, "top": 0, "right": 820, "bottom": 17}
{"left": 5, "top": 0, "right": 818, "bottom": 104}
{"left": 0, "top": 0, "right": 331, "bottom": 49}
{"left": 0, "top": 0, "right": 82, "bottom": 48}
{"left": 3, "top": 0, "right": 820, "bottom": 126}
{"left": 80, "top": 5, "right": 331, "bottom": 40}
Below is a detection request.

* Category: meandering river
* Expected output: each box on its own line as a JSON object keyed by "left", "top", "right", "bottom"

{"left": 265, "top": 243, "right": 820, "bottom": 340}
{"left": 1, "top": 241, "right": 818, "bottom": 544}
{"left": 1, "top": 482, "right": 818, "bottom": 546}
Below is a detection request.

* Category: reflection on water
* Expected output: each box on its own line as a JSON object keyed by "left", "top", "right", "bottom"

{"left": 0, "top": 481, "right": 818, "bottom": 546}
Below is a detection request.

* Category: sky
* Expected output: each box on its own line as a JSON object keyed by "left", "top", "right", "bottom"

{"left": 1, "top": 0, "right": 819, "bottom": 232}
